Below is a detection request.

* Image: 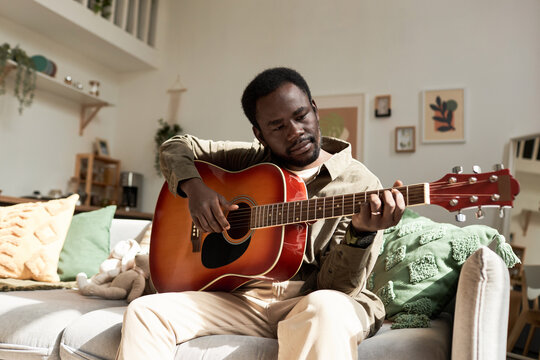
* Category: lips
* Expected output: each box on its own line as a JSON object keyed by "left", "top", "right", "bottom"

{"left": 288, "top": 137, "right": 313, "bottom": 155}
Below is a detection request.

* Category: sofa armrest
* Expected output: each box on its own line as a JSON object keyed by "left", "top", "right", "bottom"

{"left": 451, "top": 246, "right": 510, "bottom": 360}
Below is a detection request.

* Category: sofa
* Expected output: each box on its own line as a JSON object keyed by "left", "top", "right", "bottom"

{"left": 0, "top": 216, "right": 511, "bottom": 360}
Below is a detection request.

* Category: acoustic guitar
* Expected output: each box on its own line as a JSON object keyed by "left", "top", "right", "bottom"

{"left": 149, "top": 161, "right": 519, "bottom": 293}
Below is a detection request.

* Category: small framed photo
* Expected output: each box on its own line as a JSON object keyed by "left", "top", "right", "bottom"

{"left": 374, "top": 95, "right": 391, "bottom": 118}
{"left": 395, "top": 126, "right": 415, "bottom": 153}
{"left": 95, "top": 138, "right": 110, "bottom": 157}
{"left": 422, "top": 87, "right": 465, "bottom": 143}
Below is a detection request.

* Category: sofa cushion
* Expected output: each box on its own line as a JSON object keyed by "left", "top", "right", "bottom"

{"left": 109, "top": 219, "right": 152, "bottom": 250}
{"left": 57, "top": 206, "right": 116, "bottom": 281}
{"left": 60, "top": 306, "right": 125, "bottom": 360}
{"left": 0, "top": 195, "right": 78, "bottom": 282}
{"left": 59, "top": 306, "right": 451, "bottom": 360}
{"left": 0, "top": 289, "right": 127, "bottom": 360}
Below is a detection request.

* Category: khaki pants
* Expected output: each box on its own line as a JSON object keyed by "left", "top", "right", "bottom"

{"left": 116, "top": 281, "right": 375, "bottom": 360}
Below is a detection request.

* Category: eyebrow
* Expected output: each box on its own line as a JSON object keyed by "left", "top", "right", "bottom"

{"left": 267, "top": 106, "right": 308, "bottom": 127}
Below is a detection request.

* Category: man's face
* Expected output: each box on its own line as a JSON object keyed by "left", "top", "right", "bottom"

{"left": 253, "top": 83, "right": 321, "bottom": 170}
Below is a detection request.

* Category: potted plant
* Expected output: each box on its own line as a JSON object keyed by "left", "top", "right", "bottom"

{"left": 154, "top": 119, "right": 183, "bottom": 175}
{"left": 0, "top": 43, "right": 37, "bottom": 114}
{"left": 90, "top": 0, "right": 113, "bottom": 19}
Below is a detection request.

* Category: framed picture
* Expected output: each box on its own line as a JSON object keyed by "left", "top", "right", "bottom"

{"left": 95, "top": 138, "right": 110, "bottom": 156}
{"left": 374, "top": 95, "right": 391, "bottom": 118}
{"left": 422, "top": 88, "right": 466, "bottom": 143}
{"left": 395, "top": 126, "right": 415, "bottom": 153}
{"left": 314, "top": 93, "right": 365, "bottom": 161}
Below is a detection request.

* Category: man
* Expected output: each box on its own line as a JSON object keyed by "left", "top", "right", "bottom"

{"left": 116, "top": 67, "right": 405, "bottom": 360}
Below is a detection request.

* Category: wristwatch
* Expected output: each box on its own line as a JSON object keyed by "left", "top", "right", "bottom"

{"left": 344, "top": 225, "right": 377, "bottom": 249}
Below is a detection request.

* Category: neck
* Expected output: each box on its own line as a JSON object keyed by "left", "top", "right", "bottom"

{"left": 250, "top": 183, "right": 429, "bottom": 229}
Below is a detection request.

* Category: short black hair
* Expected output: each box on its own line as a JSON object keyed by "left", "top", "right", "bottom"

{"left": 241, "top": 67, "right": 313, "bottom": 129}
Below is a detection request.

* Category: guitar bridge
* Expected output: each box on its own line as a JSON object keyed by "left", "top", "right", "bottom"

{"left": 191, "top": 223, "right": 202, "bottom": 252}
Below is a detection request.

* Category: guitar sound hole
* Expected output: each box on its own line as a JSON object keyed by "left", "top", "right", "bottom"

{"left": 201, "top": 202, "right": 252, "bottom": 269}
{"left": 226, "top": 202, "right": 251, "bottom": 240}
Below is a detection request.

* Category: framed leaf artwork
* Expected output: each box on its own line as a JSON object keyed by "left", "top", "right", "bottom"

{"left": 314, "top": 94, "right": 365, "bottom": 161}
{"left": 422, "top": 88, "right": 466, "bottom": 143}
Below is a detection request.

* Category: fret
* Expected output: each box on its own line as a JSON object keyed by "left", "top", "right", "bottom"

{"left": 266, "top": 204, "right": 271, "bottom": 226}
{"left": 331, "top": 196, "right": 335, "bottom": 217}
{"left": 341, "top": 195, "right": 345, "bottom": 216}
{"left": 406, "top": 185, "right": 409, "bottom": 206}
{"left": 254, "top": 206, "right": 259, "bottom": 228}
{"left": 287, "top": 202, "right": 291, "bottom": 225}
{"left": 277, "top": 203, "right": 283, "bottom": 226}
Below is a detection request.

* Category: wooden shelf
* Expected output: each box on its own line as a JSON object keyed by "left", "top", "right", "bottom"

{"left": 1, "top": 60, "right": 113, "bottom": 135}
{"left": 0, "top": 0, "right": 160, "bottom": 72}
{"left": 0, "top": 195, "right": 153, "bottom": 220}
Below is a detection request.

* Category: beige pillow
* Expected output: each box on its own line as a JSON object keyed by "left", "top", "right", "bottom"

{"left": 0, "top": 194, "right": 79, "bottom": 282}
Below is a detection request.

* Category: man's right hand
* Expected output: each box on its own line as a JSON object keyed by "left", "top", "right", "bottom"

{"left": 179, "top": 178, "right": 239, "bottom": 234}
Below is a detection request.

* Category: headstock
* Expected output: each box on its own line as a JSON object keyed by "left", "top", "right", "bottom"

{"left": 429, "top": 164, "right": 520, "bottom": 222}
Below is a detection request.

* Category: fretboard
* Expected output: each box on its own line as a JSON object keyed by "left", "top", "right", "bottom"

{"left": 250, "top": 183, "right": 429, "bottom": 229}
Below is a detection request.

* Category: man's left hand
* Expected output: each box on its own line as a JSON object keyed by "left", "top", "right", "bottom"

{"left": 351, "top": 180, "right": 405, "bottom": 233}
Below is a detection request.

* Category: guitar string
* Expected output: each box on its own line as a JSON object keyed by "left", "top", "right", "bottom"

{"left": 223, "top": 193, "right": 491, "bottom": 223}
{"left": 224, "top": 180, "right": 491, "bottom": 222}
{"left": 224, "top": 194, "right": 428, "bottom": 227}
{"left": 223, "top": 181, "right": 495, "bottom": 221}
{"left": 222, "top": 179, "right": 502, "bottom": 227}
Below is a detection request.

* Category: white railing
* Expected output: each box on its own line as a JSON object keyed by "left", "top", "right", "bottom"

{"left": 73, "top": 0, "right": 159, "bottom": 47}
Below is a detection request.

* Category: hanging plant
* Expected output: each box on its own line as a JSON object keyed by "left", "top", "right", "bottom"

{"left": 0, "top": 43, "right": 37, "bottom": 114}
{"left": 154, "top": 118, "right": 183, "bottom": 176}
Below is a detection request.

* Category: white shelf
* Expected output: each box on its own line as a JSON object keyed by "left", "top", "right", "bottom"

{"left": 5, "top": 60, "right": 113, "bottom": 107}
{"left": 0, "top": 0, "right": 160, "bottom": 72}
{"left": 2, "top": 60, "right": 113, "bottom": 135}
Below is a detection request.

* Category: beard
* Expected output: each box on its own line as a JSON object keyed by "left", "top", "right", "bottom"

{"left": 276, "top": 134, "right": 321, "bottom": 168}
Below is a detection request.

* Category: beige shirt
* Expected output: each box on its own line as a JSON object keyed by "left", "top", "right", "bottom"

{"left": 159, "top": 134, "right": 386, "bottom": 334}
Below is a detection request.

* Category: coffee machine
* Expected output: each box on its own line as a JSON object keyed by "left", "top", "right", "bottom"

{"left": 120, "top": 172, "right": 143, "bottom": 211}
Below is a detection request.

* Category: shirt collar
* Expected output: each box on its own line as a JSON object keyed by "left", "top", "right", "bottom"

{"left": 320, "top": 137, "right": 353, "bottom": 181}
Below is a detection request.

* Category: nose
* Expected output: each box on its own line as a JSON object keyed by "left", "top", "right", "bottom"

{"left": 286, "top": 120, "right": 304, "bottom": 142}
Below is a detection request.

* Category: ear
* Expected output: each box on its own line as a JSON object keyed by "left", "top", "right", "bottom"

{"left": 252, "top": 126, "right": 267, "bottom": 147}
{"left": 311, "top": 99, "right": 319, "bottom": 118}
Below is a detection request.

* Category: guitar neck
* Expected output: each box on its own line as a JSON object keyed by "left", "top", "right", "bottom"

{"left": 250, "top": 183, "right": 429, "bottom": 229}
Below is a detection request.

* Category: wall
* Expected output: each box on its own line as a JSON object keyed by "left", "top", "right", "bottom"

{"left": 0, "top": 13, "right": 120, "bottom": 199}
{"left": 118, "top": 0, "right": 540, "bottom": 228}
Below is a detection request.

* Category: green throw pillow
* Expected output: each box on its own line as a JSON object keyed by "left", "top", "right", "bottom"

{"left": 57, "top": 205, "right": 116, "bottom": 281}
{"left": 369, "top": 209, "right": 519, "bottom": 329}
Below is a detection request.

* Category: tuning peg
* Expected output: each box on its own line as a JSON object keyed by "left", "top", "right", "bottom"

{"left": 493, "top": 164, "right": 505, "bottom": 171}
{"left": 455, "top": 211, "right": 466, "bottom": 222}
{"left": 475, "top": 207, "right": 485, "bottom": 219}
{"left": 499, "top": 207, "right": 505, "bottom": 218}
{"left": 472, "top": 165, "right": 482, "bottom": 174}
{"left": 452, "top": 166, "right": 463, "bottom": 174}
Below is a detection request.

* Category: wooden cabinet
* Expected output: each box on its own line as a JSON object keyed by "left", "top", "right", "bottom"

{"left": 74, "top": 153, "right": 121, "bottom": 206}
